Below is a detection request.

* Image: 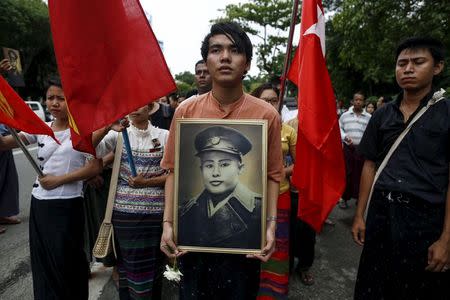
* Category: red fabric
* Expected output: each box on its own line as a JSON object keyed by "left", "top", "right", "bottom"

{"left": 259, "top": 272, "right": 289, "bottom": 285}
{"left": 287, "top": 0, "right": 345, "bottom": 232}
{"left": 70, "top": 130, "right": 94, "bottom": 155}
{"left": 0, "top": 76, "right": 56, "bottom": 140}
{"left": 257, "top": 191, "right": 290, "bottom": 298}
{"left": 48, "top": 0, "right": 176, "bottom": 154}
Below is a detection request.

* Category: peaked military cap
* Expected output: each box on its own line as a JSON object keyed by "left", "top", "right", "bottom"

{"left": 195, "top": 126, "right": 252, "bottom": 157}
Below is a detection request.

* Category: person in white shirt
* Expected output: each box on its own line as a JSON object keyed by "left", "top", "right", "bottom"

{"left": 94, "top": 103, "right": 169, "bottom": 299}
{"left": 338, "top": 92, "right": 371, "bottom": 208}
{"left": 0, "top": 77, "right": 102, "bottom": 300}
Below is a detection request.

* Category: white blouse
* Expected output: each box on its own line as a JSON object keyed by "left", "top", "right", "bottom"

{"left": 96, "top": 122, "right": 169, "bottom": 158}
{"left": 22, "top": 125, "right": 86, "bottom": 200}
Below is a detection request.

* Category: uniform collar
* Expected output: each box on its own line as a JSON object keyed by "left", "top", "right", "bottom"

{"left": 207, "top": 183, "right": 257, "bottom": 216}
{"left": 227, "top": 183, "right": 257, "bottom": 212}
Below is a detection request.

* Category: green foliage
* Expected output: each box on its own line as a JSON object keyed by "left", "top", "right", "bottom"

{"left": 174, "top": 71, "right": 196, "bottom": 96}
{"left": 243, "top": 75, "right": 265, "bottom": 93}
{"left": 176, "top": 81, "right": 193, "bottom": 97}
{"left": 175, "top": 71, "right": 195, "bottom": 86}
{"left": 0, "top": 0, "right": 57, "bottom": 96}
{"left": 213, "top": 0, "right": 294, "bottom": 77}
{"left": 327, "top": 0, "right": 450, "bottom": 100}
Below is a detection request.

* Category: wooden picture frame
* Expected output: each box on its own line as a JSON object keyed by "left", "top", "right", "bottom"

{"left": 2, "top": 47, "right": 25, "bottom": 87}
{"left": 174, "top": 119, "right": 268, "bottom": 255}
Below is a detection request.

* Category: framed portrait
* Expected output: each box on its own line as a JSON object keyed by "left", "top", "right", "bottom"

{"left": 2, "top": 47, "right": 25, "bottom": 87}
{"left": 174, "top": 119, "right": 268, "bottom": 255}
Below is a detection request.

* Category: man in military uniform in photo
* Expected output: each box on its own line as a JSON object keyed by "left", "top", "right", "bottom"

{"left": 179, "top": 125, "right": 262, "bottom": 249}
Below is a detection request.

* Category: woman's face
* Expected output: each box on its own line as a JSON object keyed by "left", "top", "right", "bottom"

{"left": 45, "top": 85, "right": 67, "bottom": 120}
{"left": 259, "top": 89, "right": 279, "bottom": 111}
{"left": 128, "top": 105, "right": 150, "bottom": 124}
{"left": 366, "top": 103, "right": 375, "bottom": 114}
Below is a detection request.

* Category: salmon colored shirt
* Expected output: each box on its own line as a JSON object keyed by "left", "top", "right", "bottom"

{"left": 160, "top": 92, "right": 284, "bottom": 183}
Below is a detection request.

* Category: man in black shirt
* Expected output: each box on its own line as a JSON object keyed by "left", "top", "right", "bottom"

{"left": 352, "top": 37, "right": 450, "bottom": 299}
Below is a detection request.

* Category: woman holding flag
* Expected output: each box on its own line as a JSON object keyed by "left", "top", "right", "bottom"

{"left": 0, "top": 77, "right": 102, "bottom": 300}
{"left": 94, "top": 102, "right": 169, "bottom": 300}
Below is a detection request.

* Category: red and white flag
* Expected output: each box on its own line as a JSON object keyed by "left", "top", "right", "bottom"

{"left": 287, "top": 0, "right": 345, "bottom": 232}
{"left": 48, "top": 0, "right": 176, "bottom": 155}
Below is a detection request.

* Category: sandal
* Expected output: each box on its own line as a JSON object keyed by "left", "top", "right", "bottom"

{"left": 0, "top": 216, "right": 21, "bottom": 225}
{"left": 299, "top": 270, "right": 315, "bottom": 286}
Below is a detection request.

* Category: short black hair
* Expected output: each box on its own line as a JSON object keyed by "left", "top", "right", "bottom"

{"left": 45, "top": 76, "right": 63, "bottom": 100}
{"left": 195, "top": 59, "right": 205, "bottom": 69}
{"left": 354, "top": 91, "right": 365, "bottom": 99}
{"left": 47, "top": 76, "right": 62, "bottom": 90}
{"left": 251, "top": 82, "right": 280, "bottom": 99}
{"left": 396, "top": 37, "right": 445, "bottom": 64}
{"left": 201, "top": 22, "right": 253, "bottom": 63}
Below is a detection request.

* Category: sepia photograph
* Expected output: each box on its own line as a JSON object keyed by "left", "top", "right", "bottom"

{"left": 2, "top": 47, "right": 25, "bottom": 87}
{"left": 174, "top": 119, "right": 267, "bottom": 254}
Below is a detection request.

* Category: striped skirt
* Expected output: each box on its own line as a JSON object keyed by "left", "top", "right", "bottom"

{"left": 257, "top": 191, "right": 291, "bottom": 299}
{"left": 112, "top": 211, "right": 163, "bottom": 300}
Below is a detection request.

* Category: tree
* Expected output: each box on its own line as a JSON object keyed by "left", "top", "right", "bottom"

{"left": 327, "top": 0, "right": 450, "bottom": 100}
{"left": 213, "top": 0, "right": 294, "bottom": 77}
{"left": 174, "top": 71, "right": 196, "bottom": 96}
{"left": 175, "top": 71, "right": 195, "bottom": 87}
{"left": 0, "top": 0, "right": 57, "bottom": 97}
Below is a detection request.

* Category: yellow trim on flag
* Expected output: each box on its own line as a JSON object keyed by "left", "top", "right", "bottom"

{"left": 66, "top": 103, "right": 80, "bottom": 134}
{"left": 0, "top": 90, "right": 14, "bottom": 118}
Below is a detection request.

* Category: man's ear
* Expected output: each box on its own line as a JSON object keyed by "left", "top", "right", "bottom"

{"left": 244, "top": 61, "right": 251, "bottom": 74}
{"left": 433, "top": 60, "right": 444, "bottom": 76}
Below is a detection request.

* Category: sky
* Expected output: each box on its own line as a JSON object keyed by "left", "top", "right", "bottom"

{"left": 139, "top": 0, "right": 262, "bottom": 76}
{"left": 43, "top": 0, "right": 298, "bottom": 77}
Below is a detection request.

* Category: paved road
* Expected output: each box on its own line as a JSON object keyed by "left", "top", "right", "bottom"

{"left": 0, "top": 148, "right": 36, "bottom": 300}
{"left": 100, "top": 204, "right": 363, "bottom": 300}
{"left": 1, "top": 148, "right": 362, "bottom": 299}
{"left": 292, "top": 204, "right": 362, "bottom": 299}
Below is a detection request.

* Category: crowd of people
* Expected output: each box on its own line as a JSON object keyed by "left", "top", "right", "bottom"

{"left": 0, "top": 21, "right": 449, "bottom": 300}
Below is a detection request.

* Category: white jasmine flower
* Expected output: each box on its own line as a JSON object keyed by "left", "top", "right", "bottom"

{"left": 163, "top": 264, "right": 183, "bottom": 283}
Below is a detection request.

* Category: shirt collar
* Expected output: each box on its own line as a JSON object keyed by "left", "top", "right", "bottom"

{"left": 394, "top": 88, "right": 436, "bottom": 108}
{"left": 208, "top": 91, "right": 246, "bottom": 112}
{"left": 349, "top": 106, "right": 369, "bottom": 117}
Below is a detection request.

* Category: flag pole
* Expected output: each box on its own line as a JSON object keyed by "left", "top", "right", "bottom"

{"left": 122, "top": 130, "right": 137, "bottom": 177}
{"left": 7, "top": 126, "right": 44, "bottom": 177}
{"left": 278, "top": 0, "right": 300, "bottom": 114}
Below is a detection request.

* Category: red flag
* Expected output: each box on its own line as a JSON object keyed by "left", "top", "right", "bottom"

{"left": 0, "top": 75, "right": 56, "bottom": 140}
{"left": 48, "top": 0, "right": 176, "bottom": 154}
{"left": 287, "top": 0, "right": 345, "bottom": 232}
